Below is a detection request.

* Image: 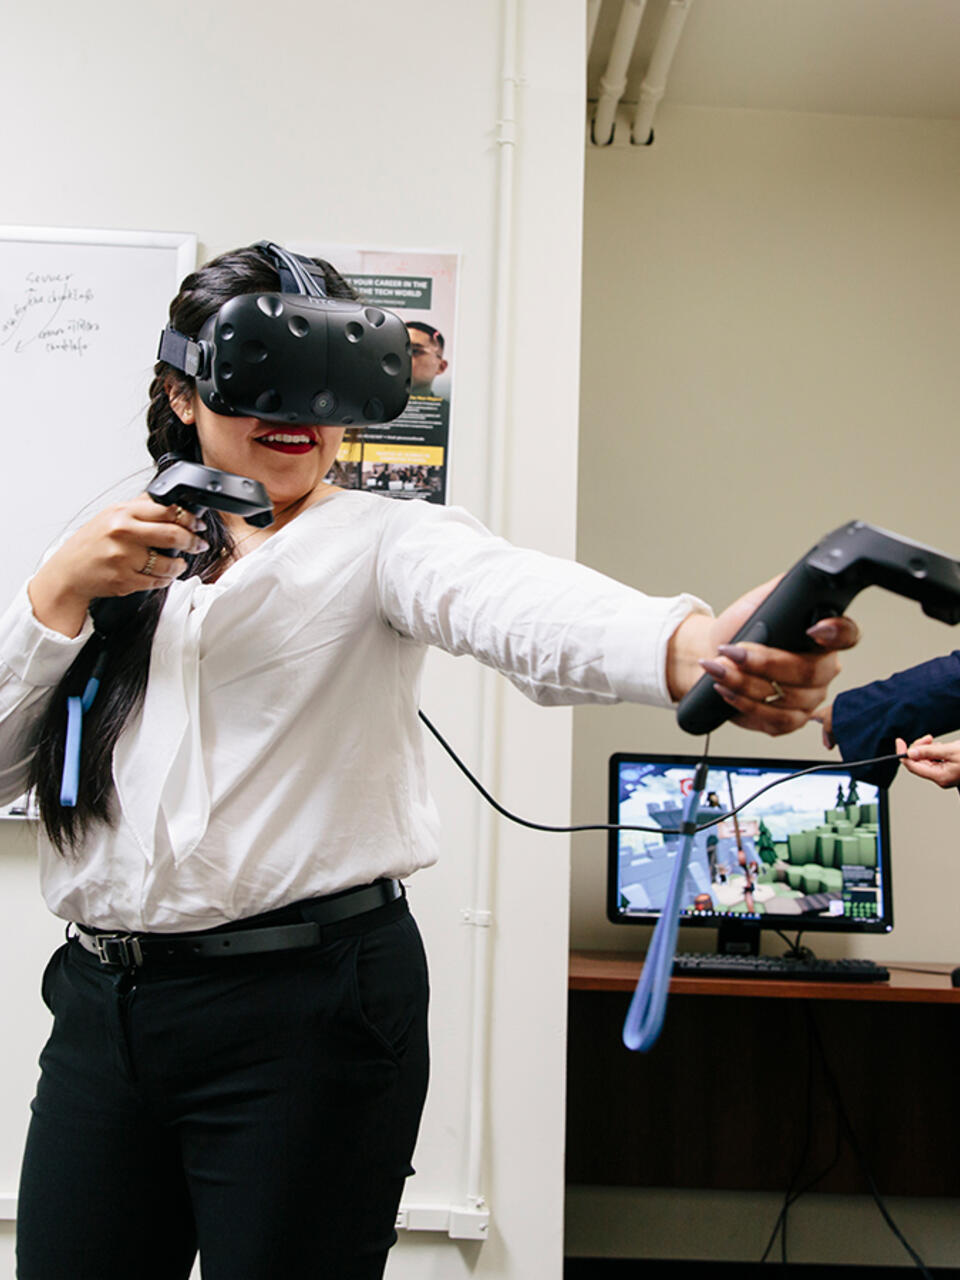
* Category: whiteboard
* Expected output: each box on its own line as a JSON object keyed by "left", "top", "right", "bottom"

{"left": 0, "top": 227, "right": 197, "bottom": 613}
{"left": 0, "top": 229, "right": 200, "bottom": 1206}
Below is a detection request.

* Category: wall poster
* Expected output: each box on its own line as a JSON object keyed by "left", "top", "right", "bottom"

{"left": 292, "top": 243, "right": 458, "bottom": 505}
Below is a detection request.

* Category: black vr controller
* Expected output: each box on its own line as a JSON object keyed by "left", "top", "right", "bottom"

{"left": 677, "top": 520, "right": 960, "bottom": 737}
{"left": 147, "top": 459, "right": 273, "bottom": 528}
{"left": 91, "top": 461, "right": 273, "bottom": 634}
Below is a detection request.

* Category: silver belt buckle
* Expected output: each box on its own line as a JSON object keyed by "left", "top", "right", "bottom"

{"left": 92, "top": 933, "right": 144, "bottom": 968}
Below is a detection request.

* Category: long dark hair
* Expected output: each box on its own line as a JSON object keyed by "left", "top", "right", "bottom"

{"left": 29, "top": 245, "right": 358, "bottom": 853}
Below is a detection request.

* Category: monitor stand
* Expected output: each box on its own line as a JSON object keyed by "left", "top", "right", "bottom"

{"left": 716, "top": 919, "right": 761, "bottom": 957}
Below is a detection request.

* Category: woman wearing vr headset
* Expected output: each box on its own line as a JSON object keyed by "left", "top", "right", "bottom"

{"left": 0, "top": 244, "right": 857, "bottom": 1280}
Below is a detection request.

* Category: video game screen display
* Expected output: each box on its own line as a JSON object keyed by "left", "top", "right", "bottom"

{"left": 607, "top": 753, "right": 893, "bottom": 934}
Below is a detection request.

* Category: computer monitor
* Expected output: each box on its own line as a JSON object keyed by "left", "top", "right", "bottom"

{"left": 607, "top": 751, "right": 893, "bottom": 954}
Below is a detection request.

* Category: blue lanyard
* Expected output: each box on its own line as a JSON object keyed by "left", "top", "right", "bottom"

{"left": 622, "top": 760, "right": 708, "bottom": 1052}
{"left": 60, "top": 646, "right": 109, "bottom": 807}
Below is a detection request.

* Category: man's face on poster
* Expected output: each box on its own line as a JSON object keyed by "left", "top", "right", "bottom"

{"left": 408, "top": 326, "right": 448, "bottom": 394}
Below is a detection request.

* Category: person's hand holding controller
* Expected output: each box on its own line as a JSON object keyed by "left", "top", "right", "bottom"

{"left": 666, "top": 576, "right": 859, "bottom": 736}
{"left": 27, "top": 497, "right": 209, "bottom": 638}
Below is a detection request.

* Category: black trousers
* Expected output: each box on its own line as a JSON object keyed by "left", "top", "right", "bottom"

{"left": 16, "top": 894, "right": 430, "bottom": 1280}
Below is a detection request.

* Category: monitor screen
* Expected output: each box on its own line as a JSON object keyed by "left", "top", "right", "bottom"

{"left": 607, "top": 751, "right": 893, "bottom": 938}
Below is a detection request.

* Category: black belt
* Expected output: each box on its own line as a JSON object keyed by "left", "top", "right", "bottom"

{"left": 71, "top": 878, "right": 403, "bottom": 969}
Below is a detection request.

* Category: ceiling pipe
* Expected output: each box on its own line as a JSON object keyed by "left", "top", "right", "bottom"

{"left": 587, "top": 0, "right": 602, "bottom": 56}
{"left": 631, "top": 0, "right": 693, "bottom": 145}
{"left": 592, "top": 0, "right": 648, "bottom": 145}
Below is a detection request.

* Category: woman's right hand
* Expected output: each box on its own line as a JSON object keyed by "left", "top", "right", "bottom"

{"left": 27, "top": 496, "right": 209, "bottom": 637}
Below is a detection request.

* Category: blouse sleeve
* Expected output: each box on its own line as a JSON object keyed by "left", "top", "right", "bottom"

{"left": 375, "top": 503, "right": 711, "bottom": 708}
{"left": 0, "top": 583, "right": 94, "bottom": 803}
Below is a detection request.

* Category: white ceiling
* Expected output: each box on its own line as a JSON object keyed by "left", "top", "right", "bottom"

{"left": 587, "top": 0, "right": 960, "bottom": 121}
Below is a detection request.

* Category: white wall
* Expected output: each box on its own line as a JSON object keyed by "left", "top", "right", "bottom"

{"left": 574, "top": 102, "right": 960, "bottom": 961}
{"left": 0, "top": 3, "right": 586, "bottom": 1277}
{"left": 571, "top": 101, "right": 960, "bottom": 1263}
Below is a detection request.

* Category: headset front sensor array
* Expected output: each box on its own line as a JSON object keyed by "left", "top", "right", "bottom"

{"left": 157, "top": 241, "right": 411, "bottom": 428}
{"left": 158, "top": 291, "right": 411, "bottom": 427}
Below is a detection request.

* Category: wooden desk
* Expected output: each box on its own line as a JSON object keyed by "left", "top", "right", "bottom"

{"left": 570, "top": 949, "right": 960, "bottom": 1003}
{"left": 566, "top": 951, "right": 960, "bottom": 1196}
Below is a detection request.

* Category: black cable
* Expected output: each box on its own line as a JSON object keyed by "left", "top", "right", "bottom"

{"left": 767, "top": 1116, "right": 846, "bottom": 1266}
{"left": 418, "top": 709, "right": 902, "bottom": 838}
{"left": 762, "top": 998, "right": 928, "bottom": 1269}
{"left": 774, "top": 929, "right": 815, "bottom": 962}
{"left": 760, "top": 1008, "right": 816, "bottom": 1264}
{"left": 421, "top": 712, "right": 930, "bottom": 1270}
{"left": 761, "top": 1003, "right": 846, "bottom": 1264}
{"left": 885, "top": 962, "right": 956, "bottom": 977}
{"left": 805, "top": 1004, "right": 934, "bottom": 1277}
{"left": 685, "top": 759, "right": 897, "bottom": 836}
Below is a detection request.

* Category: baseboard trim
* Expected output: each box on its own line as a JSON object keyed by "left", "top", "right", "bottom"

{"left": 564, "top": 1262, "right": 960, "bottom": 1279}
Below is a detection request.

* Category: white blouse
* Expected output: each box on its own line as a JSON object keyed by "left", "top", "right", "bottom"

{"left": 0, "top": 491, "right": 709, "bottom": 932}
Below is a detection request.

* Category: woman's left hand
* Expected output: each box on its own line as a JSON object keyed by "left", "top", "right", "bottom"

{"left": 895, "top": 735, "right": 960, "bottom": 788}
{"left": 668, "top": 576, "right": 860, "bottom": 736}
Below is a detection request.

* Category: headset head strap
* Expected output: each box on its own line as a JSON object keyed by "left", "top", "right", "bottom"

{"left": 255, "top": 241, "right": 328, "bottom": 299}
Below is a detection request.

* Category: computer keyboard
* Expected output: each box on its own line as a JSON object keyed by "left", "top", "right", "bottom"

{"left": 671, "top": 953, "right": 890, "bottom": 982}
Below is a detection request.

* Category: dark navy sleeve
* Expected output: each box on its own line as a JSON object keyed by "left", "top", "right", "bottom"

{"left": 832, "top": 651, "right": 960, "bottom": 787}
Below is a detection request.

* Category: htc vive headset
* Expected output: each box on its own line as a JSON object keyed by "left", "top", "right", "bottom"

{"left": 158, "top": 242, "right": 411, "bottom": 426}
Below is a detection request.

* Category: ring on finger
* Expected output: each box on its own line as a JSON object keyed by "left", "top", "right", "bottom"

{"left": 139, "top": 548, "right": 159, "bottom": 577}
{"left": 171, "top": 505, "right": 187, "bottom": 525}
{"left": 763, "top": 679, "right": 786, "bottom": 705}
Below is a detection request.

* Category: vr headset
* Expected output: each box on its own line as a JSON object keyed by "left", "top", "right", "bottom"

{"left": 158, "top": 241, "right": 411, "bottom": 426}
